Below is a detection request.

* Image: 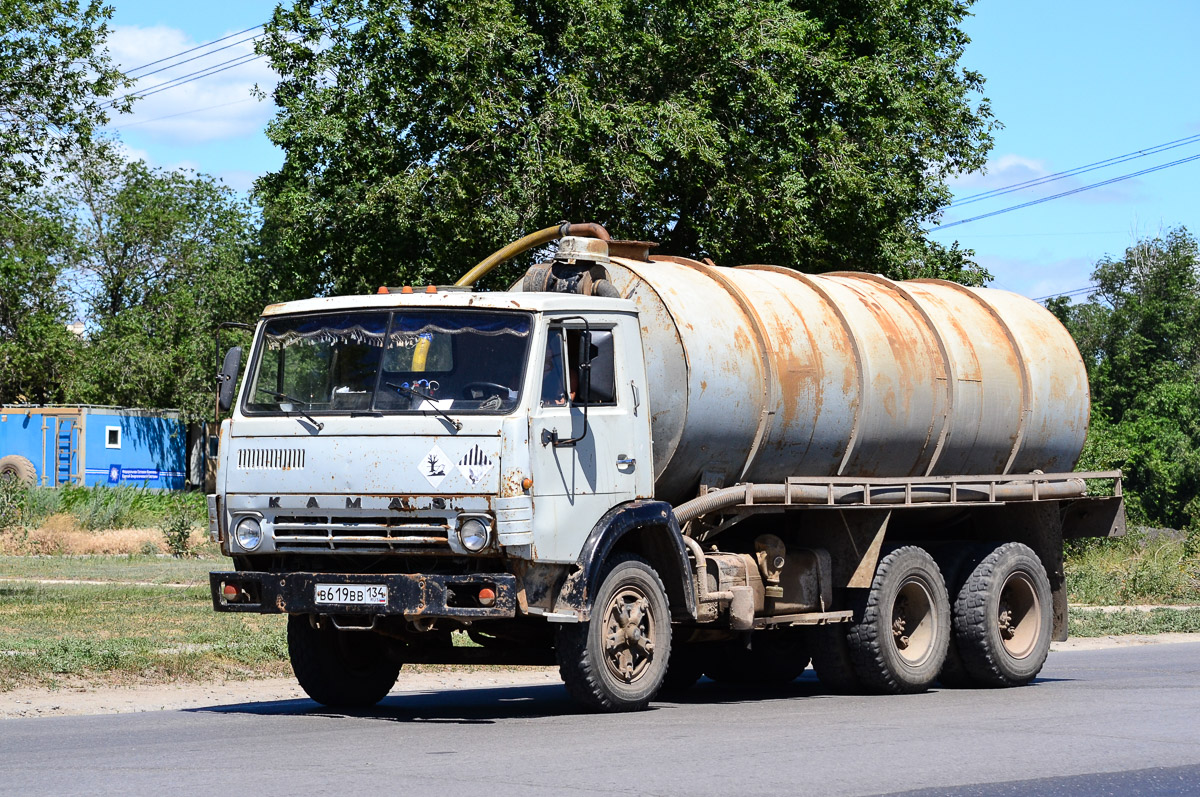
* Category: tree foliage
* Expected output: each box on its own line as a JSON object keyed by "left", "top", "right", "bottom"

{"left": 255, "top": 0, "right": 995, "bottom": 296}
{"left": 0, "top": 153, "right": 265, "bottom": 421}
{"left": 0, "top": 191, "right": 79, "bottom": 403}
{"left": 0, "top": 0, "right": 133, "bottom": 193}
{"left": 1053, "top": 228, "right": 1200, "bottom": 530}
{"left": 59, "top": 157, "right": 266, "bottom": 420}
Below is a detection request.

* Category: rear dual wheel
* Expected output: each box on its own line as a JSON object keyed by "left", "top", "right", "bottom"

{"left": 951, "top": 542, "right": 1052, "bottom": 687}
{"left": 813, "top": 546, "right": 950, "bottom": 695}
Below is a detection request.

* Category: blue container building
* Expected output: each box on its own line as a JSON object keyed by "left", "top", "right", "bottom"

{"left": 0, "top": 405, "right": 186, "bottom": 489}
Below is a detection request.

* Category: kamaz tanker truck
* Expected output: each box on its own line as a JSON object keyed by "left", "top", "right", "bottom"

{"left": 208, "top": 224, "right": 1125, "bottom": 712}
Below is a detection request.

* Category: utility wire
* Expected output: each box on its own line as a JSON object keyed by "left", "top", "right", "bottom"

{"left": 1035, "top": 285, "right": 1095, "bottom": 302}
{"left": 934, "top": 152, "right": 1200, "bottom": 231}
{"left": 952, "top": 133, "right": 1200, "bottom": 208}
{"left": 101, "top": 51, "right": 266, "bottom": 109}
{"left": 132, "top": 32, "right": 264, "bottom": 80}
{"left": 105, "top": 21, "right": 365, "bottom": 112}
{"left": 124, "top": 22, "right": 266, "bottom": 75}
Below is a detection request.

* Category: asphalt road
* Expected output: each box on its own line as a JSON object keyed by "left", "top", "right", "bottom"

{"left": 3, "top": 642, "right": 1199, "bottom": 797}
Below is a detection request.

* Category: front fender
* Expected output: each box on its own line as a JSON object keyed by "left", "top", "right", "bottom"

{"left": 552, "top": 500, "right": 696, "bottom": 622}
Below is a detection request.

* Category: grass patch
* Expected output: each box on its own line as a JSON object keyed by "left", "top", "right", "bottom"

{"left": 1069, "top": 607, "right": 1200, "bottom": 637}
{"left": 0, "top": 582, "right": 289, "bottom": 690}
{"left": 0, "top": 554, "right": 216, "bottom": 584}
{"left": 1065, "top": 530, "right": 1200, "bottom": 605}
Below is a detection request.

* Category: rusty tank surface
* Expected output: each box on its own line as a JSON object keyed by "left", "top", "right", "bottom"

{"left": 522, "top": 238, "right": 1090, "bottom": 504}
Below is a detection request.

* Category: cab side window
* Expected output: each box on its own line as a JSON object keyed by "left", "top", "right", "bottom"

{"left": 540, "top": 329, "right": 569, "bottom": 406}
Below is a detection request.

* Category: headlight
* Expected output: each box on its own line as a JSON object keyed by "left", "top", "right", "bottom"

{"left": 457, "top": 517, "right": 491, "bottom": 552}
{"left": 234, "top": 516, "right": 263, "bottom": 551}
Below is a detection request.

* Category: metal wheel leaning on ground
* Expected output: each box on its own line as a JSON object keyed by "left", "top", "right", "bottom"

{"left": 556, "top": 553, "right": 672, "bottom": 712}
{"left": 847, "top": 546, "right": 951, "bottom": 694}
{"left": 0, "top": 455, "right": 36, "bottom": 488}
{"left": 952, "top": 542, "right": 1052, "bottom": 688}
{"left": 287, "top": 614, "right": 402, "bottom": 708}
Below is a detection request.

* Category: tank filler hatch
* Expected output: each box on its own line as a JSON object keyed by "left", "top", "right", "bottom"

{"left": 521, "top": 236, "right": 654, "bottom": 297}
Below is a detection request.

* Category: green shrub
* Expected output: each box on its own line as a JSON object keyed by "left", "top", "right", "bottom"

{"left": 159, "top": 496, "right": 196, "bottom": 557}
{"left": 0, "top": 478, "right": 25, "bottom": 529}
{"left": 1065, "top": 529, "right": 1200, "bottom": 605}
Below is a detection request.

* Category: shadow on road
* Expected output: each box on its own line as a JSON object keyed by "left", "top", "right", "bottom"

{"left": 188, "top": 670, "right": 1065, "bottom": 724}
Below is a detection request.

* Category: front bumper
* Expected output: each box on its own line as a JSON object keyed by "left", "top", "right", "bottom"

{"left": 210, "top": 571, "right": 518, "bottom": 618}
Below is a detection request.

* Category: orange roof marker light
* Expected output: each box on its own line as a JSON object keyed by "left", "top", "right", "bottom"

{"left": 401, "top": 285, "right": 413, "bottom": 294}
{"left": 377, "top": 286, "right": 389, "bottom": 294}
{"left": 425, "top": 285, "right": 437, "bottom": 294}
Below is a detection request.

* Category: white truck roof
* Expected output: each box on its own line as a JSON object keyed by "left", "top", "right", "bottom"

{"left": 260, "top": 289, "right": 636, "bottom": 317}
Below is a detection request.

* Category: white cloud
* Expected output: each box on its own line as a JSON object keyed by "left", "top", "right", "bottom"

{"left": 103, "top": 25, "right": 277, "bottom": 144}
{"left": 951, "top": 154, "right": 1050, "bottom": 193}
{"left": 976, "top": 253, "right": 1095, "bottom": 301}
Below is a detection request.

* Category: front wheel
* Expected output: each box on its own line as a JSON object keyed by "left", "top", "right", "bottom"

{"left": 288, "top": 614, "right": 401, "bottom": 708}
{"left": 556, "top": 554, "right": 671, "bottom": 712}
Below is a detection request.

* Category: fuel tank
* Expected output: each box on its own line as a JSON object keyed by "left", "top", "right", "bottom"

{"left": 528, "top": 239, "right": 1090, "bottom": 504}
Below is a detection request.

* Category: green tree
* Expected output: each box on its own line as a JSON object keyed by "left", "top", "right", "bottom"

{"left": 255, "top": 0, "right": 994, "bottom": 296}
{"left": 1060, "top": 227, "right": 1200, "bottom": 529}
{"left": 57, "top": 156, "right": 265, "bottom": 420}
{"left": 0, "top": 0, "right": 133, "bottom": 193}
{"left": 0, "top": 191, "right": 80, "bottom": 402}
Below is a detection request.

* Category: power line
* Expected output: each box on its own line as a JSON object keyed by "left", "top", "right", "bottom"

{"left": 125, "top": 22, "right": 266, "bottom": 75}
{"left": 950, "top": 131, "right": 1200, "bottom": 206}
{"left": 1035, "top": 285, "right": 1095, "bottom": 302}
{"left": 952, "top": 133, "right": 1200, "bottom": 208}
{"left": 101, "top": 50, "right": 266, "bottom": 109}
{"left": 103, "top": 20, "right": 365, "bottom": 113}
{"left": 133, "top": 32, "right": 264, "bottom": 81}
{"left": 933, "top": 152, "right": 1200, "bottom": 231}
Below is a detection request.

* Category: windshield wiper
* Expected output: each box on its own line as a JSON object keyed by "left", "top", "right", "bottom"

{"left": 267, "top": 391, "right": 324, "bottom": 431}
{"left": 385, "top": 382, "right": 462, "bottom": 430}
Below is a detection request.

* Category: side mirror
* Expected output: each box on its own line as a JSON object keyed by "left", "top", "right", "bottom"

{"left": 218, "top": 346, "right": 243, "bottom": 412}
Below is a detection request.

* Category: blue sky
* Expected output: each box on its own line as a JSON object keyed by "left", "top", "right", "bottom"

{"left": 101, "top": 1, "right": 1200, "bottom": 300}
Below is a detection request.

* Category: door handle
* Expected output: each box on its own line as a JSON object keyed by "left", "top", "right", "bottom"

{"left": 616, "top": 455, "right": 636, "bottom": 467}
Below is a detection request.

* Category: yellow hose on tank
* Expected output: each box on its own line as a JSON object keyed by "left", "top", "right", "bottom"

{"left": 453, "top": 222, "right": 611, "bottom": 287}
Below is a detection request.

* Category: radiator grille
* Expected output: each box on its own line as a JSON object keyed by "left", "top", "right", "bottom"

{"left": 271, "top": 514, "right": 450, "bottom": 553}
{"left": 237, "top": 448, "right": 305, "bottom": 470}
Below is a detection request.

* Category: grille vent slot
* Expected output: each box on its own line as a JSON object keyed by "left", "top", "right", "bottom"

{"left": 238, "top": 448, "right": 306, "bottom": 470}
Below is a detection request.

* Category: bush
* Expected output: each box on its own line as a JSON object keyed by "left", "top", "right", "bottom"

{"left": 159, "top": 495, "right": 196, "bottom": 557}
{"left": 0, "top": 478, "right": 25, "bottom": 529}
{"left": 1065, "top": 529, "right": 1200, "bottom": 605}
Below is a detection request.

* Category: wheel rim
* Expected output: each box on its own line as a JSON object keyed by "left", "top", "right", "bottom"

{"left": 602, "top": 584, "right": 657, "bottom": 684}
{"left": 891, "top": 577, "right": 937, "bottom": 666}
{"left": 997, "top": 570, "right": 1041, "bottom": 659}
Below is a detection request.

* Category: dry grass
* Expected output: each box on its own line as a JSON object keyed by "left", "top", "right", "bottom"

{"left": 0, "top": 515, "right": 212, "bottom": 557}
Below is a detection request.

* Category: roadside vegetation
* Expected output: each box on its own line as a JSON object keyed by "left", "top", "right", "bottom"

{"left": 0, "top": 482, "right": 209, "bottom": 557}
{"left": 1066, "top": 529, "right": 1200, "bottom": 606}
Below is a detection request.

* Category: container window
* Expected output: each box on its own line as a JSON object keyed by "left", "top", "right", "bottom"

{"left": 105, "top": 426, "right": 121, "bottom": 449}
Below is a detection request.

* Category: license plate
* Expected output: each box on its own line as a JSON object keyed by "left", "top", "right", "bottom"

{"left": 314, "top": 584, "right": 388, "bottom": 605}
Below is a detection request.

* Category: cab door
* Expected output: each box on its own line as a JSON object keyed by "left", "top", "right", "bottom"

{"left": 527, "top": 314, "right": 651, "bottom": 562}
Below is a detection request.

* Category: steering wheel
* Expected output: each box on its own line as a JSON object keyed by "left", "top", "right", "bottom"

{"left": 461, "top": 381, "right": 511, "bottom": 399}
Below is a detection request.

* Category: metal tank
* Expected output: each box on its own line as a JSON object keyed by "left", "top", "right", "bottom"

{"left": 553, "top": 242, "right": 1090, "bottom": 505}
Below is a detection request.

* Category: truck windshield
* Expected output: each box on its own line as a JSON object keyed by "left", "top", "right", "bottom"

{"left": 243, "top": 310, "right": 533, "bottom": 415}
